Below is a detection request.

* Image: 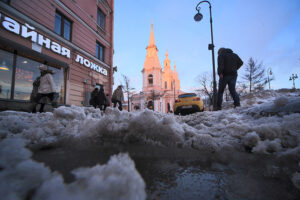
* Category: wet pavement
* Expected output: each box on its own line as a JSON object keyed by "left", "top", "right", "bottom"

{"left": 32, "top": 139, "right": 300, "bottom": 200}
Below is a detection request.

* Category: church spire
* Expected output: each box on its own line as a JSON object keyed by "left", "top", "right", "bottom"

{"left": 148, "top": 24, "right": 156, "bottom": 48}
{"left": 143, "top": 23, "right": 161, "bottom": 71}
{"left": 163, "top": 49, "right": 171, "bottom": 70}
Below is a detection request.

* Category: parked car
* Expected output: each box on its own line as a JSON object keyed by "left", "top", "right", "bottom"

{"left": 173, "top": 93, "right": 204, "bottom": 115}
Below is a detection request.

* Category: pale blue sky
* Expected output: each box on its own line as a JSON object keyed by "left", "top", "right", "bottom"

{"left": 113, "top": 0, "right": 300, "bottom": 92}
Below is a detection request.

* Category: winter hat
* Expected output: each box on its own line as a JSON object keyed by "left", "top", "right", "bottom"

{"left": 218, "top": 48, "right": 225, "bottom": 55}
{"left": 39, "top": 65, "right": 47, "bottom": 71}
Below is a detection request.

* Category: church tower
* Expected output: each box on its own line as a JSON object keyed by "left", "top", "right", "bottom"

{"left": 142, "top": 24, "right": 162, "bottom": 92}
{"left": 162, "top": 50, "right": 173, "bottom": 91}
{"left": 173, "top": 62, "right": 181, "bottom": 91}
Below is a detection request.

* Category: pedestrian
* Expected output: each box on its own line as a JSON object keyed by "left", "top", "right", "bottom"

{"left": 97, "top": 86, "right": 106, "bottom": 111}
{"left": 112, "top": 85, "right": 124, "bottom": 111}
{"left": 30, "top": 74, "right": 41, "bottom": 104}
{"left": 104, "top": 93, "right": 111, "bottom": 112}
{"left": 217, "top": 48, "right": 243, "bottom": 110}
{"left": 90, "top": 87, "right": 99, "bottom": 108}
{"left": 33, "top": 65, "right": 56, "bottom": 113}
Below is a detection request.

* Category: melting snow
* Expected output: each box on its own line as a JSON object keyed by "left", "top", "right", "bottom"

{"left": 0, "top": 90, "right": 300, "bottom": 199}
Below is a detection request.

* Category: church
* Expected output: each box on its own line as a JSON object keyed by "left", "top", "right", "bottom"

{"left": 130, "top": 24, "right": 182, "bottom": 113}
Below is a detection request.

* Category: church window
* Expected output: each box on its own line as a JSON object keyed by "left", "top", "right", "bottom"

{"left": 165, "top": 81, "right": 167, "bottom": 89}
{"left": 148, "top": 74, "right": 153, "bottom": 85}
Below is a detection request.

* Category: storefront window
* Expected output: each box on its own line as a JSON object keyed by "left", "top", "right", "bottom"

{"left": 0, "top": 49, "right": 14, "bottom": 99}
{"left": 14, "top": 56, "right": 40, "bottom": 101}
{"left": 50, "top": 66, "right": 65, "bottom": 104}
{"left": 14, "top": 55, "right": 65, "bottom": 103}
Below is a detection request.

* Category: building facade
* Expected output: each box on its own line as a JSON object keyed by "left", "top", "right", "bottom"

{"left": 131, "top": 24, "right": 182, "bottom": 113}
{"left": 0, "top": 0, "right": 114, "bottom": 111}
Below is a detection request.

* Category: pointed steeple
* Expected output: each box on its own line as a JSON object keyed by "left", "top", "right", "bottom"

{"left": 174, "top": 62, "right": 176, "bottom": 71}
{"left": 163, "top": 49, "right": 171, "bottom": 70}
{"left": 143, "top": 23, "right": 161, "bottom": 70}
{"left": 148, "top": 24, "right": 156, "bottom": 48}
{"left": 143, "top": 23, "right": 162, "bottom": 92}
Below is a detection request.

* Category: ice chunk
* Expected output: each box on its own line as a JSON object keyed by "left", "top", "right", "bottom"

{"left": 0, "top": 138, "right": 31, "bottom": 168}
{"left": 0, "top": 138, "right": 52, "bottom": 200}
{"left": 33, "top": 153, "right": 146, "bottom": 200}
{"left": 0, "top": 138, "right": 146, "bottom": 200}
{"left": 274, "top": 96, "right": 289, "bottom": 107}
{"left": 242, "top": 132, "right": 260, "bottom": 148}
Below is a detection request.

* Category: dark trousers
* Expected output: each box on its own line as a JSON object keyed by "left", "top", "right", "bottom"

{"left": 217, "top": 75, "right": 240, "bottom": 109}
{"left": 99, "top": 104, "right": 107, "bottom": 112}
{"left": 112, "top": 99, "right": 122, "bottom": 111}
{"left": 33, "top": 93, "right": 55, "bottom": 113}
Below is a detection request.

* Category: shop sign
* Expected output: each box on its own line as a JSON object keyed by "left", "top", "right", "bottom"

{"left": 0, "top": 13, "right": 107, "bottom": 76}
{"left": 0, "top": 13, "right": 70, "bottom": 58}
{"left": 75, "top": 55, "right": 107, "bottom": 76}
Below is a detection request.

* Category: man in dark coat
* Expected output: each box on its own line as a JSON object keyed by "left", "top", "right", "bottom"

{"left": 97, "top": 86, "right": 106, "bottom": 111}
{"left": 217, "top": 48, "right": 243, "bottom": 110}
{"left": 90, "top": 88, "right": 99, "bottom": 108}
{"left": 112, "top": 85, "right": 124, "bottom": 111}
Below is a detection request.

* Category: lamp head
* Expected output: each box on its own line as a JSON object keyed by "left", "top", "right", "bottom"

{"left": 194, "top": 10, "right": 203, "bottom": 22}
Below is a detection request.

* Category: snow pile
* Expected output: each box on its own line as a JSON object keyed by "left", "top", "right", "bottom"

{"left": 0, "top": 138, "right": 146, "bottom": 200}
{"left": 70, "top": 107, "right": 219, "bottom": 151}
{"left": 0, "top": 91, "right": 299, "bottom": 155}
{"left": 33, "top": 153, "right": 146, "bottom": 200}
{"left": 0, "top": 90, "right": 300, "bottom": 192}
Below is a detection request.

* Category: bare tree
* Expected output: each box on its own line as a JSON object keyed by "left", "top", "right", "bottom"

{"left": 195, "top": 72, "right": 213, "bottom": 106}
{"left": 122, "top": 74, "right": 135, "bottom": 112}
{"left": 242, "top": 57, "right": 266, "bottom": 93}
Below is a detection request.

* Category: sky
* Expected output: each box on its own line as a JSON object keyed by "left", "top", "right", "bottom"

{"left": 113, "top": 0, "right": 300, "bottom": 93}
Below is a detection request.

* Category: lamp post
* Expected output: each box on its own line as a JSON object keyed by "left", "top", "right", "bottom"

{"left": 267, "top": 68, "right": 272, "bottom": 90}
{"left": 194, "top": 1, "right": 217, "bottom": 111}
{"left": 289, "top": 74, "right": 298, "bottom": 89}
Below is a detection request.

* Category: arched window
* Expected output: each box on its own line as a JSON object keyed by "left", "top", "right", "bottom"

{"left": 165, "top": 81, "right": 167, "bottom": 89}
{"left": 148, "top": 74, "right": 153, "bottom": 85}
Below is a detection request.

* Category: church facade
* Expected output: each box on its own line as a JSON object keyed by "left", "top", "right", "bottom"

{"left": 130, "top": 24, "right": 182, "bottom": 113}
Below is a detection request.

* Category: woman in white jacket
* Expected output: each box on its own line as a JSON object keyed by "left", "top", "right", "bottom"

{"left": 32, "top": 65, "right": 56, "bottom": 113}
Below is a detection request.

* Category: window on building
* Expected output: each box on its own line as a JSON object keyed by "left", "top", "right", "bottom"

{"left": 97, "top": 8, "right": 106, "bottom": 30}
{"left": 54, "top": 11, "right": 72, "bottom": 41}
{"left": 96, "top": 42, "right": 105, "bottom": 61}
{"left": 148, "top": 74, "right": 153, "bottom": 85}
{"left": 165, "top": 81, "right": 167, "bottom": 89}
{"left": 0, "top": 49, "right": 66, "bottom": 103}
{"left": 14, "top": 56, "right": 65, "bottom": 103}
{"left": 0, "top": 49, "right": 14, "bottom": 99}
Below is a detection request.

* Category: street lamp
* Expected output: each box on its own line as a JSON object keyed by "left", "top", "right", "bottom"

{"left": 194, "top": 1, "right": 217, "bottom": 111}
{"left": 267, "top": 68, "right": 272, "bottom": 90}
{"left": 289, "top": 74, "right": 298, "bottom": 89}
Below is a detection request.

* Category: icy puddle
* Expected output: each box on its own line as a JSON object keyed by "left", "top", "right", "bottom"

{"left": 32, "top": 140, "right": 300, "bottom": 200}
